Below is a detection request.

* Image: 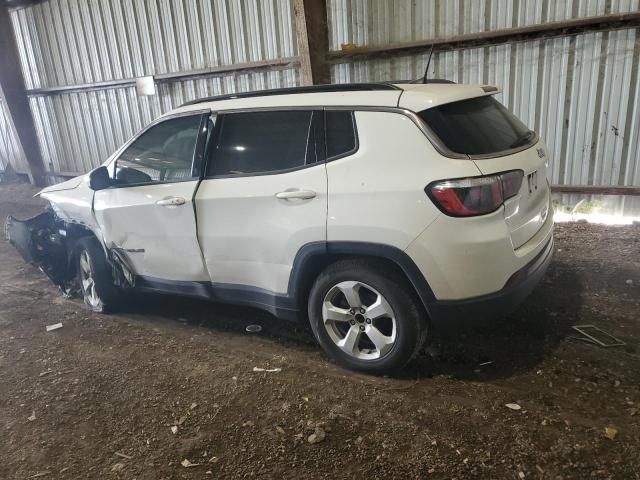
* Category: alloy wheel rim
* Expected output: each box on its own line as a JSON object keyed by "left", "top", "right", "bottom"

{"left": 322, "top": 281, "right": 397, "bottom": 360}
{"left": 79, "top": 251, "right": 100, "bottom": 308}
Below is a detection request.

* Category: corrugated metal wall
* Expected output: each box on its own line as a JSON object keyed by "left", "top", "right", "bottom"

{"left": 2, "top": 0, "right": 300, "bottom": 175}
{"left": 0, "top": 93, "right": 29, "bottom": 174}
{"left": 329, "top": 0, "right": 640, "bottom": 188}
{"left": 1, "top": 0, "right": 639, "bottom": 189}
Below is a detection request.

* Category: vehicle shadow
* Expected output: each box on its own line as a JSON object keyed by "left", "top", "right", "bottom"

{"left": 403, "top": 258, "right": 583, "bottom": 381}
{"left": 116, "top": 257, "right": 582, "bottom": 382}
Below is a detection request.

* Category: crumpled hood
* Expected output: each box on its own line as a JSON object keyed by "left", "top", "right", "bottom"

{"left": 36, "top": 175, "right": 84, "bottom": 196}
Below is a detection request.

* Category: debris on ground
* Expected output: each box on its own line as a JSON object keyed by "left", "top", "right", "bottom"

{"left": 111, "top": 463, "right": 125, "bottom": 473}
{"left": 505, "top": 403, "right": 522, "bottom": 411}
{"left": 307, "top": 426, "right": 326, "bottom": 444}
{"left": 252, "top": 367, "right": 282, "bottom": 373}
{"left": 28, "top": 472, "right": 50, "bottom": 478}
{"left": 170, "top": 426, "right": 178, "bottom": 434}
{"left": 571, "top": 325, "right": 626, "bottom": 347}
{"left": 604, "top": 427, "right": 618, "bottom": 440}
{"left": 478, "top": 361, "right": 495, "bottom": 366}
{"left": 27, "top": 411, "right": 36, "bottom": 421}
{"left": 45, "top": 323, "right": 63, "bottom": 332}
{"left": 245, "top": 324, "right": 262, "bottom": 333}
{"left": 181, "top": 459, "right": 200, "bottom": 468}
{"left": 114, "top": 452, "right": 133, "bottom": 460}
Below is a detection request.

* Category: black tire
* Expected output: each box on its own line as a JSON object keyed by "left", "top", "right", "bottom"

{"left": 308, "top": 258, "right": 428, "bottom": 374}
{"left": 76, "top": 237, "right": 119, "bottom": 313}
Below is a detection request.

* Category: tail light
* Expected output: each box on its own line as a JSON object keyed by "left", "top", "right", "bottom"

{"left": 427, "top": 170, "right": 523, "bottom": 217}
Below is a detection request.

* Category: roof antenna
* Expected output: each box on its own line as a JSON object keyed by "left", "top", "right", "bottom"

{"left": 422, "top": 44, "right": 435, "bottom": 83}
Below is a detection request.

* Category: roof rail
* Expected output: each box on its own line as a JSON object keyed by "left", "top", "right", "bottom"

{"left": 180, "top": 82, "right": 402, "bottom": 107}
{"left": 403, "top": 78, "right": 456, "bottom": 84}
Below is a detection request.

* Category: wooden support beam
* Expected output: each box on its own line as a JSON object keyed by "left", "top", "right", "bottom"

{"left": 551, "top": 185, "right": 640, "bottom": 196}
{"left": 0, "top": 3, "right": 46, "bottom": 186}
{"left": 294, "top": 0, "right": 330, "bottom": 85}
{"left": 328, "top": 12, "right": 640, "bottom": 62}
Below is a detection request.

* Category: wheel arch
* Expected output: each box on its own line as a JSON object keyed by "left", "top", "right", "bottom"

{"left": 288, "top": 241, "right": 436, "bottom": 319}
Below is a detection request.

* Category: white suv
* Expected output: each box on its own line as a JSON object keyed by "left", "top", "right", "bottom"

{"left": 6, "top": 82, "right": 553, "bottom": 374}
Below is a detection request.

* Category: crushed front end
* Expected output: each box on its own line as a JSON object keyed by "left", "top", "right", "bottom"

{"left": 5, "top": 210, "right": 75, "bottom": 291}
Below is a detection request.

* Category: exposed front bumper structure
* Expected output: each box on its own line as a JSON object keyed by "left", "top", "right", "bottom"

{"left": 5, "top": 210, "right": 69, "bottom": 287}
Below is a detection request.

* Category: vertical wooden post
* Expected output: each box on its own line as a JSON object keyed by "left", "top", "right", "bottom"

{"left": 294, "top": 0, "right": 330, "bottom": 86}
{"left": 0, "top": 2, "right": 46, "bottom": 186}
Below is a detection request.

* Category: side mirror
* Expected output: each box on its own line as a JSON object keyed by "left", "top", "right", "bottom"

{"left": 88, "top": 166, "right": 111, "bottom": 191}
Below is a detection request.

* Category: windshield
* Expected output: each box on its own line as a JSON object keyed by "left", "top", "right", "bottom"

{"left": 418, "top": 96, "right": 534, "bottom": 156}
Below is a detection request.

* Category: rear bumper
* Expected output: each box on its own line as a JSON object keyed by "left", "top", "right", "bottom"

{"left": 428, "top": 235, "right": 553, "bottom": 326}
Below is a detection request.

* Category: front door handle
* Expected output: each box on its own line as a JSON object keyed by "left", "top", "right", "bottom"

{"left": 156, "top": 196, "right": 186, "bottom": 207}
{"left": 275, "top": 189, "right": 317, "bottom": 200}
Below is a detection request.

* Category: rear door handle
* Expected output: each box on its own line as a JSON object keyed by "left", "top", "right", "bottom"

{"left": 275, "top": 189, "right": 317, "bottom": 200}
{"left": 156, "top": 196, "right": 186, "bottom": 206}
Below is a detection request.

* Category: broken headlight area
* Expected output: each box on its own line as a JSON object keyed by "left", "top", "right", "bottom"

{"left": 5, "top": 209, "right": 78, "bottom": 293}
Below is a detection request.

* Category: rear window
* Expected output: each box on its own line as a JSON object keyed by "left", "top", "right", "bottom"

{"left": 418, "top": 96, "right": 533, "bottom": 156}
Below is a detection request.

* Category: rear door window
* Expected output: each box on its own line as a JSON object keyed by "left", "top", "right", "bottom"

{"left": 418, "top": 96, "right": 533, "bottom": 156}
{"left": 207, "top": 110, "right": 319, "bottom": 176}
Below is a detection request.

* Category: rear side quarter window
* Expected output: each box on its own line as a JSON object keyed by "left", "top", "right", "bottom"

{"left": 325, "top": 111, "right": 357, "bottom": 160}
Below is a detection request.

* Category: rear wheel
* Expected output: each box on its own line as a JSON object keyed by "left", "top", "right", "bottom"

{"left": 308, "top": 259, "right": 428, "bottom": 374}
{"left": 77, "top": 238, "right": 118, "bottom": 313}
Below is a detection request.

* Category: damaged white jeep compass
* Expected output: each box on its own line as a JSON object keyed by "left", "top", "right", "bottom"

{"left": 6, "top": 82, "right": 553, "bottom": 374}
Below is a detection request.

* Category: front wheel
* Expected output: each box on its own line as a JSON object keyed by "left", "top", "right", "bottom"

{"left": 308, "top": 259, "right": 428, "bottom": 374}
{"left": 77, "top": 237, "right": 118, "bottom": 313}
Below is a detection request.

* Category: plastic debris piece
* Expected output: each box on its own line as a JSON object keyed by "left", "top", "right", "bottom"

{"left": 114, "top": 452, "right": 133, "bottom": 460}
{"left": 245, "top": 324, "right": 262, "bottom": 333}
{"left": 505, "top": 403, "right": 522, "bottom": 411}
{"left": 253, "top": 367, "right": 282, "bottom": 373}
{"left": 276, "top": 426, "right": 285, "bottom": 434}
{"left": 605, "top": 426, "right": 618, "bottom": 440}
{"left": 171, "top": 426, "right": 178, "bottom": 434}
{"left": 181, "top": 459, "right": 200, "bottom": 468}
{"left": 571, "top": 325, "right": 625, "bottom": 348}
{"left": 27, "top": 411, "right": 36, "bottom": 421}
{"left": 46, "top": 323, "right": 63, "bottom": 332}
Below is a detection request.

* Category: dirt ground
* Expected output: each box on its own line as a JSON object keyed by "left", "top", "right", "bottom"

{"left": 0, "top": 182, "right": 638, "bottom": 480}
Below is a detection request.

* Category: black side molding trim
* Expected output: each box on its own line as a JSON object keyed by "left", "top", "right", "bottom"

{"left": 288, "top": 241, "right": 436, "bottom": 314}
{"left": 134, "top": 241, "right": 437, "bottom": 322}
{"left": 134, "top": 276, "right": 298, "bottom": 321}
